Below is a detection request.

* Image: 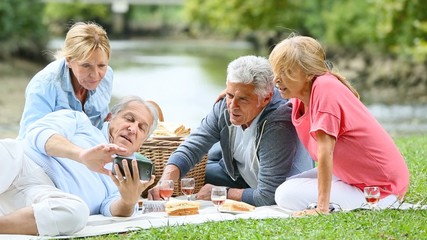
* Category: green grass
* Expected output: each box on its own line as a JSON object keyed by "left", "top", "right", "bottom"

{"left": 85, "top": 135, "right": 427, "bottom": 240}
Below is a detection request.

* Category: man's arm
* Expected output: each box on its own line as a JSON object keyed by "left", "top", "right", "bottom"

{"left": 167, "top": 100, "right": 225, "bottom": 177}
{"left": 148, "top": 100, "right": 225, "bottom": 200}
{"left": 45, "top": 134, "right": 127, "bottom": 175}
{"left": 25, "top": 110, "right": 128, "bottom": 175}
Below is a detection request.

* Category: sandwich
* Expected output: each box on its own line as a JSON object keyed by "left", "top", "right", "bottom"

{"left": 221, "top": 199, "right": 255, "bottom": 212}
{"left": 153, "top": 122, "right": 191, "bottom": 137}
{"left": 165, "top": 200, "right": 200, "bottom": 216}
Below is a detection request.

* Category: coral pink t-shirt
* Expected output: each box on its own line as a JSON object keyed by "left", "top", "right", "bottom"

{"left": 292, "top": 73, "right": 409, "bottom": 197}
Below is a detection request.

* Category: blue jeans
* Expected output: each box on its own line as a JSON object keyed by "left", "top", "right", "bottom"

{"left": 205, "top": 142, "right": 249, "bottom": 188}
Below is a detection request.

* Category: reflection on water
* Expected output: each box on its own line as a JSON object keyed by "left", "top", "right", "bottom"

{"left": 109, "top": 39, "right": 253, "bottom": 130}
{"left": 112, "top": 57, "right": 224, "bottom": 129}
{"left": 1, "top": 39, "right": 424, "bottom": 138}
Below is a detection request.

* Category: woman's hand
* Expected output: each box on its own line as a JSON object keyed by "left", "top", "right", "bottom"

{"left": 314, "top": 130, "right": 336, "bottom": 217}
{"left": 215, "top": 88, "right": 227, "bottom": 103}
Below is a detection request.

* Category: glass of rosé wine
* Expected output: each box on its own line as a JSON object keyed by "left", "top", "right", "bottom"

{"left": 181, "top": 178, "right": 195, "bottom": 201}
{"left": 364, "top": 186, "right": 380, "bottom": 210}
{"left": 211, "top": 186, "right": 227, "bottom": 210}
{"left": 158, "top": 180, "right": 174, "bottom": 201}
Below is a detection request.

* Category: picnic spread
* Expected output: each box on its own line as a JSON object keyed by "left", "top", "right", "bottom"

{"left": 151, "top": 121, "right": 191, "bottom": 140}
{"left": 5, "top": 198, "right": 425, "bottom": 239}
{"left": 71, "top": 199, "right": 290, "bottom": 238}
{"left": 2, "top": 121, "right": 425, "bottom": 239}
{"left": 2, "top": 198, "right": 290, "bottom": 239}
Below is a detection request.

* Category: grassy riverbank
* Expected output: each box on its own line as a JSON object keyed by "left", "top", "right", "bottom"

{"left": 0, "top": 59, "right": 43, "bottom": 138}
{"left": 90, "top": 135, "right": 427, "bottom": 239}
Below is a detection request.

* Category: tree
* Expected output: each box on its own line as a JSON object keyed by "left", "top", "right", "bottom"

{"left": 43, "top": 1, "right": 111, "bottom": 35}
{"left": 184, "top": 0, "right": 299, "bottom": 36}
{"left": 183, "top": 0, "right": 427, "bottom": 62}
{"left": 371, "top": 0, "right": 427, "bottom": 62}
{"left": 0, "top": 0, "right": 49, "bottom": 61}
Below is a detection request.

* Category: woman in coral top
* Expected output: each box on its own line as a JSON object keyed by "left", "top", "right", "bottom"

{"left": 269, "top": 35, "right": 409, "bottom": 216}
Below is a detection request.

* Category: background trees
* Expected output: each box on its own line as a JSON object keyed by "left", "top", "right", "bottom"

{"left": 183, "top": 0, "right": 427, "bottom": 103}
{"left": 0, "top": 0, "right": 48, "bottom": 61}
{"left": 184, "top": 0, "right": 427, "bottom": 62}
{"left": 3, "top": 0, "right": 426, "bottom": 63}
{"left": 1, "top": 0, "right": 426, "bottom": 103}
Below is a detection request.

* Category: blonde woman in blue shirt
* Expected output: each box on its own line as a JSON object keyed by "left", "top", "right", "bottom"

{"left": 18, "top": 21, "right": 113, "bottom": 139}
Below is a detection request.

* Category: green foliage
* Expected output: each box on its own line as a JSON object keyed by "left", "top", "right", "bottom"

{"left": 184, "top": 0, "right": 293, "bottom": 37}
{"left": 0, "top": 0, "right": 49, "bottom": 60}
{"left": 184, "top": 0, "right": 427, "bottom": 62}
{"left": 370, "top": 0, "right": 427, "bottom": 62}
{"left": 321, "top": 1, "right": 377, "bottom": 52}
{"left": 395, "top": 135, "right": 427, "bottom": 203}
{"left": 128, "top": 5, "right": 184, "bottom": 26}
{"left": 43, "top": 1, "right": 110, "bottom": 35}
{"left": 88, "top": 211, "right": 427, "bottom": 239}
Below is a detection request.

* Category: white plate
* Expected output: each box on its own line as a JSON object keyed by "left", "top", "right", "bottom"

{"left": 218, "top": 207, "right": 251, "bottom": 214}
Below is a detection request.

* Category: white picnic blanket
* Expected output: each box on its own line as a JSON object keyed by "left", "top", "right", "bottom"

{"left": 0, "top": 200, "right": 290, "bottom": 240}
{"left": 1, "top": 200, "right": 425, "bottom": 240}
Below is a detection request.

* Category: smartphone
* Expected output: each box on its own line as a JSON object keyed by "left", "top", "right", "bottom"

{"left": 112, "top": 154, "right": 153, "bottom": 181}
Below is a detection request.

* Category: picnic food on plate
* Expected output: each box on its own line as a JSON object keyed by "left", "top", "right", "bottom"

{"left": 152, "top": 122, "right": 191, "bottom": 138}
{"left": 220, "top": 199, "right": 255, "bottom": 212}
{"left": 165, "top": 200, "right": 200, "bottom": 216}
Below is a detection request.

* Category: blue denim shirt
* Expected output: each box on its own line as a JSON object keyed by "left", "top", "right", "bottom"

{"left": 18, "top": 58, "right": 113, "bottom": 139}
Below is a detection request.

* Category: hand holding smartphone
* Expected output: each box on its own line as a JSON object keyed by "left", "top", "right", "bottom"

{"left": 112, "top": 153, "right": 153, "bottom": 181}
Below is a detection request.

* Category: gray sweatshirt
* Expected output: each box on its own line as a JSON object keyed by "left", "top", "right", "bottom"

{"left": 168, "top": 90, "right": 313, "bottom": 206}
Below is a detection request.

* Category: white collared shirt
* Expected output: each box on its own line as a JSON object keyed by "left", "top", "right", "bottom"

{"left": 232, "top": 111, "right": 263, "bottom": 188}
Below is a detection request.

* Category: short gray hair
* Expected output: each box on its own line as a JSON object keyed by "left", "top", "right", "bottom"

{"left": 226, "top": 55, "right": 274, "bottom": 99}
{"left": 110, "top": 96, "right": 159, "bottom": 137}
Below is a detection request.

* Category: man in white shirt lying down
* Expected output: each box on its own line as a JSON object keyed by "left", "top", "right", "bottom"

{"left": 0, "top": 96, "right": 158, "bottom": 236}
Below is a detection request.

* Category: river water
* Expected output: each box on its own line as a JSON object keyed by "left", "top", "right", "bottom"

{"left": 66, "top": 39, "right": 427, "bottom": 136}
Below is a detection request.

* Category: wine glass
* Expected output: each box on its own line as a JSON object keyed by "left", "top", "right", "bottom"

{"left": 211, "top": 186, "right": 227, "bottom": 210}
{"left": 158, "top": 180, "right": 174, "bottom": 201}
{"left": 364, "top": 186, "right": 380, "bottom": 210}
{"left": 181, "top": 178, "right": 195, "bottom": 201}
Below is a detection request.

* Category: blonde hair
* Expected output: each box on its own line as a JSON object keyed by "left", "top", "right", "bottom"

{"left": 269, "top": 34, "right": 359, "bottom": 98}
{"left": 55, "top": 22, "right": 110, "bottom": 62}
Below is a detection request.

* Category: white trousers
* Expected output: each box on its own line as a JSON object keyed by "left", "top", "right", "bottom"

{"left": 0, "top": 139, "right": 89, "bottom": 236}
{"left": 275, "top": 168, "right": 399, "bottom": 211}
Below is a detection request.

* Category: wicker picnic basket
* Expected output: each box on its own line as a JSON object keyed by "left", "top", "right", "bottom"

{"left": 139, "top": 138, "right": 207, "bottom": 197}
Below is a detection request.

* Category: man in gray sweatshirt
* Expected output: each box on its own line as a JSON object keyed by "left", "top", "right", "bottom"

{"left": 148, "top": 55, "right": 313, "bottom": 206}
